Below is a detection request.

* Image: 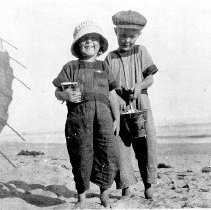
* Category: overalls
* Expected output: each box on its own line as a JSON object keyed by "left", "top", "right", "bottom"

{"left": 53, "top": 60, "right": 118, "bottom": 193}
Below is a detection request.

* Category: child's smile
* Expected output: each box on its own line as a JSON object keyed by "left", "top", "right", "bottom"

{"left": 79, "top": 33, "right": 100, "bottom": 59}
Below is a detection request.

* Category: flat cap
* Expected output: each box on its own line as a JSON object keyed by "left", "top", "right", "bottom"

{"left": 112, "top": 10, "right": 147, "bottom": 30}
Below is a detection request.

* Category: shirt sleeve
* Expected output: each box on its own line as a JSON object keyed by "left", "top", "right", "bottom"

{"left": 103, "top": 61, "right": 118, "bottom": 91}
{"left": 52, "top": 64, "right": 71, "bottom": 89}
{"left": 140, "top": 46, "right": 158, "bottom": 78}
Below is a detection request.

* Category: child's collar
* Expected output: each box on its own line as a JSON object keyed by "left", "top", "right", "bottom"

{"left": 116, "top": 45, "right": 139, "bottom": 56}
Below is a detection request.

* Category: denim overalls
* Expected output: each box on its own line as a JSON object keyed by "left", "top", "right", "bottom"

{"left": 53, "top": 60, "right": 118, "bottom": 193}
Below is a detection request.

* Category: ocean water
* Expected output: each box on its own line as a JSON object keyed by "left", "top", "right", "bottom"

{"left": 158, "top": 136, "right": 211, "bottom": 144}
{"left": 156, "top": 122, "right": 211, "bottom": 143}
{"left": 0, "top": 123, "right": 211, "bottom": 144}
{"left": 0, "top": 131, "right": 66, "bottom": 144}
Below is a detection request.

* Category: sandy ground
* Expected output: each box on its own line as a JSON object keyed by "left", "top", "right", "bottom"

{"left": 0, "top": 141, "right": 211, "bottom": 209}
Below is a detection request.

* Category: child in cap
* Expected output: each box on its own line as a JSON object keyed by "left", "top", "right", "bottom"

{"left": 105, "top": 10, "right": 158, "bottom": 199}
{"left": 53, "top": 20, "right": 119, "bottom": 208}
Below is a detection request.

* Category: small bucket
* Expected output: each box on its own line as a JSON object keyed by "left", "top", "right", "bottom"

{"left": 120, "top": 109, "right": 147, "bottom": 139}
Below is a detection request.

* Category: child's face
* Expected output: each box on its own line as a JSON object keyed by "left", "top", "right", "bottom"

{"left": 115, "top": 28, "right": 141, "bottom": 52}
{"left": 79, "top": 33, "right": 100, "bottom": 59}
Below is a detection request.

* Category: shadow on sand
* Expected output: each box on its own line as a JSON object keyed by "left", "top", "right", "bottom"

{"left": 0, "top": 180, "right": 77, "bottom": 207}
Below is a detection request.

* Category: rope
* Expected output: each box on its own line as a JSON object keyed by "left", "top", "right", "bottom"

{"left": 14, "top": 76, "right": 31, "bottom": 90}
{"left": 0, "top": 150, "right": 16, "bottom": 168}
{"left": 0, "top": 37, "right": 18, "bottom": 50}
{"left": 0, "top": 118, "right": 26, "bottom": 142}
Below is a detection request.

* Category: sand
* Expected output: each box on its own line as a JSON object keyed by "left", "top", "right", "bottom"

{"left": 0, "top": 141, "right": 211, "bottom": 209}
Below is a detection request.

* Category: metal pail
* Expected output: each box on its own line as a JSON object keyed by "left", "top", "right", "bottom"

{"left": 120, "top": 109, "right": 147, "bottom": 138}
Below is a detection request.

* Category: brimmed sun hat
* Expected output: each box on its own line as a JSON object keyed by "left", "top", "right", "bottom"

{"left": 71, "top": 20, "right": 108, "bottom": 58}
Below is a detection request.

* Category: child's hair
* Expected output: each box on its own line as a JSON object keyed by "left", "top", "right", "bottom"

{"left": 71, "top": 20, "right": 108, "bottom": 58}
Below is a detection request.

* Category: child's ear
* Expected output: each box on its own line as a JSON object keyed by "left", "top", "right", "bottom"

{"left": 114, "top": 27, "right": 118, "bottom": 35}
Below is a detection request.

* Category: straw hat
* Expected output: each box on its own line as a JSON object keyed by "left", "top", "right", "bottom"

{"left": 71, "top": 20, "right": 108, "bottom": 58}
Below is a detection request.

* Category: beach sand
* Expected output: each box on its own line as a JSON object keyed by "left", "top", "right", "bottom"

{"left": 0, "top": 141, "right": 211, "bottom": 209}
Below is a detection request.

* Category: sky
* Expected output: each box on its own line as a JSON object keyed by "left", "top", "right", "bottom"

{"left": 0, "top": 0, "right": 211, "bottom": 136}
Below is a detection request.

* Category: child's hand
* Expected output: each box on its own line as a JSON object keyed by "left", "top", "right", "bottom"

{"left": 113, "top": 119, "right": 120, "bottom": 137}
{"left": 65, "top": 87, "right": 82, "bottom": 103}
{"left": 131, "top": 83, "right": 142, "bottom": 100}
{"left": 118, "top": 95, "right": 127, "bottom": 111}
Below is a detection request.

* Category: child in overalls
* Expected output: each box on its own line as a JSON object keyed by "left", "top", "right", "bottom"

{"left": 53, "top": 20, "right": 119, "bottom": 208}
{"left": 105, "top": 10, "right": 158, "bottom": 199}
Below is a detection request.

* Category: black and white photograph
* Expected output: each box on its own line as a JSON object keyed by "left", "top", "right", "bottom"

{"left": 0, "top": 0, "right": 211, "bottom": 209}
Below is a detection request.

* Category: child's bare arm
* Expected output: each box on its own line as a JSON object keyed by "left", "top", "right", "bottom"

{"left": 132, "top": 75, "right": 154, "bottom": 99}
{"left": 140, "top": 75, "right": 154, "bottom": 89}
{"left": 109, "top": 90, "right": 120, "bottom": 121}
{"left": 109, "top": 90, "right": 120, "bottom": 136}
{"left": 55, "top": 88, "right": 66, "bottom": 101}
